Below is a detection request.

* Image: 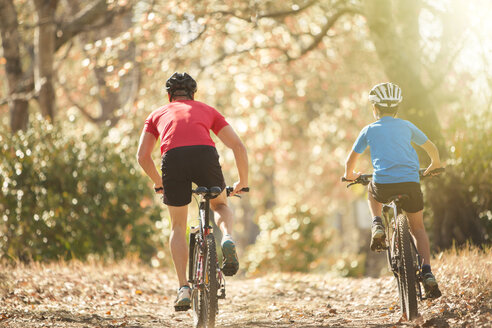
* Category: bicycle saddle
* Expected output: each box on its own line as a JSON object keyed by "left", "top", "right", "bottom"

{"left": 193, "top": 186, "right": 222, "bottom": 199}
{"left": 386, "top": 194, "right": 410, "bottom": 203}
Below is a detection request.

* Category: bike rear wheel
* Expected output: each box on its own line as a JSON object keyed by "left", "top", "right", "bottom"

{"left": 397, "top": 214, "right": 419, "bottom": 320}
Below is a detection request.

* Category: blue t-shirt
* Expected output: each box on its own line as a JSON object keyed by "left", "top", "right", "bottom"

{"left": 352, "top": 116, "right": 428, "bottom": 184}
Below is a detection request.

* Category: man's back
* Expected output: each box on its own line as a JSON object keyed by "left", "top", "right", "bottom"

{"left": 144, "top": 100, "right": 229, "bottom": 155}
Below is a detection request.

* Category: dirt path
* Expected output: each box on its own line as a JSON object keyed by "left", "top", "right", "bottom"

{"left": 0, "top": 263, "right": 490, "bottom": 328}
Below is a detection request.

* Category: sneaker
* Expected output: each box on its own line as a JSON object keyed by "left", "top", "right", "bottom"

{"left": 370, "top": 223, "right": 387, "bottom": 252}
{"left": 422, "top": 272, "right": 442, "bottom": 299}
{"left": 221, "top": 239, "right": 239, "bottom": 276}
{"left": 174, "top": 286, "right": 191, "bottom": 311}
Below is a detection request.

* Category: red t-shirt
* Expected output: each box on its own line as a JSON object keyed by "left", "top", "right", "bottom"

{"left": 144, "top": 100, "right": 229, "bottom": 155}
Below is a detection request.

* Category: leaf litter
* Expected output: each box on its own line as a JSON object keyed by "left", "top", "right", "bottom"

{"left": 0, "top": 251, "right": 490, "bottom": 328}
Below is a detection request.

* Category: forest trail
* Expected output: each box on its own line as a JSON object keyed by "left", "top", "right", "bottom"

{"left": 0, "top": 260, "right": 490, "bottom": 328}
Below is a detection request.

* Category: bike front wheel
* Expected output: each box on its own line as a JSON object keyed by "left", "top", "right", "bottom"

{"left": 397, "top": 214, "right": 419, "bottom": 320}
{"left": 192, "top": 233, "right": 219, "bottom": 328}
{"left": 203, "top": 233, "right": 219, "bottom": 327}
{"left": 191, "top": 234, "right": 205, "bottom": 328}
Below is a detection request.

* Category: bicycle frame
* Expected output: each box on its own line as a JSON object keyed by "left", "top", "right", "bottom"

{"left": 189, "top": 189, "right": 225, "bottom": 299}
{"left": 188, "top": 186, "right": 248, "bottom": 327}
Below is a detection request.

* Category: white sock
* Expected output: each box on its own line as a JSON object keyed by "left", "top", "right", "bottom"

{"left": 222, "top": 234, "right": 233, "bottom": 242}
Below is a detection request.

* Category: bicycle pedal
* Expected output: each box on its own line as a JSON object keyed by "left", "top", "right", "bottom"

{"left": 174, "top": 304, "right": 191, "bottom": 312}
{"left": 376, "top": 245, "right": 388, "bottom": 252}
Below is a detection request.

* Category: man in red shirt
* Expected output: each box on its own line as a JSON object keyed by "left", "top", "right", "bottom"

{"left": 137, "top": 72, "right": 249, "bottom": 311}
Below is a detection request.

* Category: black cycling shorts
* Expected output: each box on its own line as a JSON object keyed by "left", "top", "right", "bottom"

{"left": 161, "top": 145, "right": 226, "bottom": 206}
{"left": 368, "top": 181, "right": 424, "bottom": 213}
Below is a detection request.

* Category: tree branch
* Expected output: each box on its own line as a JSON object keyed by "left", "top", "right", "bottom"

{"left": 426, "top": 34, "right": 468, "bottom": 92}
{"left": 297, "top": 7, "right": 360, "bottom": 58}
{"left": 57, "top": 79, "right": 100, "bottom": 123}
{"left": 209, "top": 0, "right": 320, "bottom": 23}
{"left": 0, "top": 78, "right": 44, "bottom": 106}
{"left": 55, "top": 0, "right": 134, "bottom": 51}
{"left": 257, "top": 0, "right": 320, "bottom": 20}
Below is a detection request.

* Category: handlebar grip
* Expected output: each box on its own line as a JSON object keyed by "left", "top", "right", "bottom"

{"left": 226, "top": 186, "right": 250, "bottom": 196}
{"left": 421, "top": 167, "right": 445, "bottom": 176}
{"left": 341, "top": 177, "right": 349, "bottom": 182}
{"left": 431, "top": 167, "right": 445, "bottom": 174}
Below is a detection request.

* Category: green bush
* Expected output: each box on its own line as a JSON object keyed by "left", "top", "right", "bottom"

{"left": 244, "top": 203, "right": 332, "bottom": 275}
{"left": 424, "top": 113, "right": 492, "bottom": 248}
{"left": 0, "top": 118, "right": 163, "bottom": 261}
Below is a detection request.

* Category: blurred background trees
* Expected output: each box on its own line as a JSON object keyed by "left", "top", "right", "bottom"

{"left": 0, "top": 0, "right": 490, "bottom": 273}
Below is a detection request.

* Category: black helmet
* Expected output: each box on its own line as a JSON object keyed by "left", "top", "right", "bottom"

{"left": 165, "top": 72, "right": 197, "bottom": 100}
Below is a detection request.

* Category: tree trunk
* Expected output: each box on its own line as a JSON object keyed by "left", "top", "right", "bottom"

{"left": 65, "top": 3, "right": 138, "bottom": 126}
{"left": 0, "top": 0, "right": 29, "bottom": 131}
{"left": 33, "top": 0, "right": 58, "bottom": 121}
{"left": 363, "top": 0, "right": 445, "bottom": 157}
{"left": 94, "top": 10, "right": 137, "bottom": 126}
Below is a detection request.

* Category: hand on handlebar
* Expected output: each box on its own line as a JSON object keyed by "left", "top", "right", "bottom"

{"left": 423, "top": 163, "right": 443, "bottom": 177}
{"left": 230, "top": 180, "right": 248, "bottom": 197}
{"left": 344, "top": 170, "right": 362, "bottom": 182}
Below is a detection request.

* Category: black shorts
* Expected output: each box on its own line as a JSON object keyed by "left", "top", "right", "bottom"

{"left": 368, "top": 181, "right": 424, "bottom": 213}
{"left": 161, "top": 145, "right": 226, "bottom": 206}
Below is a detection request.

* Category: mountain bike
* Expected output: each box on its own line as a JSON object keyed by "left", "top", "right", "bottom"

{"left": 342, "top": 168, "right": 444, "bottom": 320}
{"left": 187, "top": 186, "right": 249, "bottom": 328}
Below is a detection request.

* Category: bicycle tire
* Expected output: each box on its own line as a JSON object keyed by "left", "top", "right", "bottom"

{"left": 191, "top": 235, "right": 205, "bottom": 328}
{"left": 397, "top": 214, "right": 419, "bottom": 320}
{"left": 203, "top": 233, "right": 219, "bottom": 327}
{"left": 387, "top": 225, "right": 406, "bottom": 314}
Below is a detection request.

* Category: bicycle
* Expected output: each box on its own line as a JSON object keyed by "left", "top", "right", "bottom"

{"left": 186, "top": 185, "right": 249, "bottom": 328}
{"left": 342, "top": 168, "right": 444, "bottom": 320}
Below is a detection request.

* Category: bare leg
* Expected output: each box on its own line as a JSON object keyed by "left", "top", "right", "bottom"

{"left": 406, "top": 210, "right": 431, "bottom": 266}
{"left": 368, "top": 191, "right": 383, "bottom": 218}
{"left": 210, "top": 191, "right": 234, "bottom": 236}
{"left": 168, "top": 205, "right": 189, "bottom": 287}
{"left": 211, "top": 190, "right": 239, "bottom": 275}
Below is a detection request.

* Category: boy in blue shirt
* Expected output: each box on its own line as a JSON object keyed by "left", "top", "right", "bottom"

{"left": 344, "top": 82, "right": 442, "bottom": 298}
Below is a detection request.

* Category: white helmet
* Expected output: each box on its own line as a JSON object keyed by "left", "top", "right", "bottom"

{"left": 368, "top": 82, "right": 402, "bottom": 108}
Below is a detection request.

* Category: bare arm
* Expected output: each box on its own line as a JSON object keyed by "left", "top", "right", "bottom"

{"left": 217, "top": 125, "right": 249, "bottom": 194}
{"left": 419, "top": 140, "right": 442, "bottom": 175}
{"left": 136, "top": 131, "right": 163, "bottom": 192}
{"left": 344, "top": 150, "right": 362, "bottom": 181}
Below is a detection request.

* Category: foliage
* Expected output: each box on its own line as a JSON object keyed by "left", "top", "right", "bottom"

{"left": 0, "top": 116, "right": 164, "bottom": 261}
{"left": 244, "top": 203, "right": 332, "bottom": 274}
{"left": 424, "top": 112, "right": 492, "bottom": 248}
{"left": 1, "top": 0, "right": 491, "bottom": 264}
{"left": 328, "top": 252, "right": 366, "bottom": 278}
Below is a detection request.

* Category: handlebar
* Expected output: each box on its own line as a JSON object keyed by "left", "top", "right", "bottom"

{"left": 341, "top": 174, "right": 373, "bottom": 188}
{"left": 226, "top": 186, "right": 250, "bottom": 197}
{"left": 341, "top": 168, "right": 445, "bottom": 188}
{"left": 419, "top": 167, "right": 445, "bottom": 176}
